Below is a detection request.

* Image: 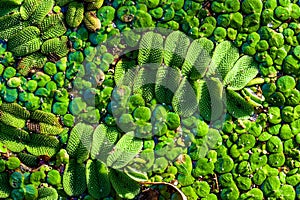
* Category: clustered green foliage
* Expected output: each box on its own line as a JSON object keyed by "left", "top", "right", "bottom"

{"left": 1, "top": 0, "right": 300, "bottom": 199}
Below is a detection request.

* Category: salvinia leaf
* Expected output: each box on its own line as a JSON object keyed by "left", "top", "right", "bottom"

{"left": 37, "top": 188, "right": 58, "bottom": 200}
{"left": 63, "top": 159, "right": 87, "bottom": 197}
{"left": 0, "top": 103, "right": 30, "bottom": 120}
{"left": 164, "top": 30, "right": 190, "bottom": 69}
{"left": 226, "top": 89, "right": 254, "bottom": 119}
{"left": 138, "top": 31, "right": 163, "bottom": 69}
{"left": 0, "top": 122, "right": 30, "bottom": 152}
{"left": 114, "top": 59, "right": 136, "bottom": 87}
{"left": 192, "top": 80, "right": 211, "bottom": 121}
{"left": 155, "top": 65, "right": 181, "bottom": 104}
{"left": 0, "top": 173, "right": 11, "bottom": 198}
{"left": 17, "top": 53, "right": 47, "bottom": 76}
{"left": 66, "top": 123, "right": 93, "bottom": 163}
{"left": 30, "top": 110, "right": 61, "bottom": 127}
{"left": 86, "top": 159, "right": 111, "bottom": 199}
{"left": 40, "top": 13, "right": 67, "bottom": 40}
{"left": 133, "top": 67, "right": 157, "bottom": 102}
{"left": 0, "top": 13, "right": 27, "bottom": 40}
{"left": 208, "top": 40, "right": 239, "bottom": 79}
{"left": 90, "top": 124, "right": 119, "bottom": 163}
{"left": 26, "top": 134, "right": 60, "bottom": 157}
{"left": 172, "top": 77, "right": 198, "bottom": 117}
{"left": 27, "top": 0, "right": 54, "bottom": 25}
{"left": 224, "top": 55, "right": 259, "bottom": 90}
{"left": 107, "top": 132, "right": 143, "bottom": 169}
{"left": 206, "top": 77, "right": 225, "bottom": 121}
{"left": 109, "top": 168, "right": 140, "bottom": 199}
{"left": 182, "top": 38, "right": 214, "bottom": 80}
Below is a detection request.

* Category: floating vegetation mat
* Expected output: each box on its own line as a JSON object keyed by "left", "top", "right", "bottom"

{"left": 1, "top": 0, "right": 300, "bottom": 199}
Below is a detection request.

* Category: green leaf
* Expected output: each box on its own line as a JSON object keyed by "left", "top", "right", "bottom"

{"left": 90, "top": 124, "right": 119, "bottom": 162}
{"left": 208, "top": 40, "right": 239, "bottom": 79}
{"left": 172, "top": 77, "right": 198, "bottom": 117}
{"left": 0, "top": 13, "right": 27, "bottom": 40}
{"left": 0, "top": 103, "right": 30, "bottom": 120}
{"left": 86, "top": 159, "right": 111, "bottom": 199}
{"left": 27, "top": 0, "right": 54, "bottom": 25}
{"left": 0, "top": 122, "right": 29, "bottom": 152}
{"left": 138, "top": 32, "right": 163, "bottom": 69}
{"left": 38, "top": 187, "right": 58, "bottom": 200}
{"left": 226, "top": 89, "right": 254, "bottom": 119}
{"left": 20, "top": 0, "right": 40, "bottom": 20}
{"left": 66, "top": 123, "right": 93, "bottom": 163}
{"left": 0, "top": 173, "right": 11, "bottom": 198}
{"left": 109, "top": 168, "right": 140, "bottom": 199}
{"left": 40, "top": 13, "right": 67, "bottom": 39}
{"left": 30, "top": 110, "right": 61, "bottom": 127}
{"left": 41, "top": 36, "right": 69, "bottom": 58}
{"left": 107, "top": 132, "right": 143, "bottom": 169}
{"left": 26, "top": 134, "right": 60, "bottom": 157}
{"left": 114, "top": 60, "right": 136, "bottom": 87}
{"left": 7, "top": 26, "right": 42, "bottom": 57}
{"left": 224, "top": 55, "right": 258, "bottom": 90}
{"left": 164, "top": 31, "right": 190, "bottom": 68}
{"left": 63, "top": 159, "right": 86, "bottom": 197}
{"left": 155, "top": 65, "right": 181, "bottom": 104}
{"left": 66, "top": 2, "right": 84, "bottom": 28}
{"left": 17, "top": 53, "right": 47, "bottom": 76}
{"left": 133, "top": 67, "right": 156, "bottom": 102}
{"left": 182, "top": 38, "right": 214, "bottom": 80}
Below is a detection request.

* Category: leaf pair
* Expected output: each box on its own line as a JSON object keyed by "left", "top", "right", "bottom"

{"left": 188, "top": 41, "right": 259, "bottom": 120}
{"left": 66, "top": 123, "right": 143, "bottom": 168}
{"left": 64, "top": 123, "right": 143, "bottom": 198}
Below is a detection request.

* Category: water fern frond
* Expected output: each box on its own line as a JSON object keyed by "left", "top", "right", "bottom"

{"left": 133, "top": 67, "right": 157, "bottom": 102}
{"left": 114, "top": 60, "right": 136, "bottom": 87}
{"left": 208, "top": 40, "right": 239, "bottom": 79}
{"left": 66, "top": 2, "right": 84, "bottom": 28}
{"left": 63, "top": 159, "right": 86, "bottom": 197}
{"left": 226, "top": 89, "right": 254, "bottom": 119}
{"left": 172, "top": 77, "right": 198, "bottom": 117}
{"left": 155, "top": 65, "right": 181, "bottom": 104}
{"left": 66, "top": 123, "right": 93, "bottom": 163}
{"left": 27, "top": 0, "right": 54, "bottom": 25}
{"left": 0, "top": 13, "right": 25, "bottom": 40}
{"left": 20, "top": 0, "right": 40, "bottom": 20}
{"left": 41, "top": 36, "right": 69, "bottom": 58}
{"left": 17, "top": 53, "right": 47, "bottom": 76}
{"left": 0, "top": 173, "right": 11, "bottom": 199}
{"left": 90, "top": 124, "right": 119, "bottom": 163}
{"left": 40, "top": 13, "right": 67, "bottom": 40}
{"left": 26, "top": 134, "right": 60, "bottom": 157}
{"left": 107, "top": 131, "right": 143, "bottom": 169}
{"left": 38, "top": 188, "right": 58, "bottom": 200}
{"left": 0, "top": 0, "right": 20, "bottom": 17}
{"left": 206, "top": 77, "right": 225, "bottom": 121}
{"left": 192, "top": 80, "right": 211, "bottom": 121}
{"left": 164, "top": 31, "right": 190, "bottom": 68}
{"left": 109, "top": 168, "right": 140, "bottom": 199}
{"left": 224, "top": 55, "right": 258, "bottom": 90}
{"left": 182, "top": 38, "right": 214, "bottom": 80}
{"left": 138, "top": 32, "right": 164, "bottom": 69}
{"left": 7, "top": 26, "right": 41, "bottom": 57}
{"left": 31, "top": 110, "right": 61, "bottom": 127}
{"left": 0, "top": 103, "right": 30, "bottom": 119}
{"left": 86, "top": 159, "right": 111, "bottom": 199}
{"left": 0, "top": 110, "right": 26, "bottom": 128}
{"left": 0, "top": 122, "right": 30, "bottom": 152}
{"left": 18, "top": 152, "right": 39, "bottom": 167}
